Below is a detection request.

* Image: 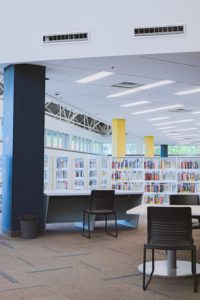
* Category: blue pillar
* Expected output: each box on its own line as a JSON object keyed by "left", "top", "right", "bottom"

{"left": 161, "top": 144, "right": 168, "bottom": 157}
{"left": 2, "top": 64, "right": 46, "bottom": 237}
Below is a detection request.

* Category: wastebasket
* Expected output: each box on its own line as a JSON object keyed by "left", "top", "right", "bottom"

{"left": 19, "top": 215, "right": 39, "bottom": 239}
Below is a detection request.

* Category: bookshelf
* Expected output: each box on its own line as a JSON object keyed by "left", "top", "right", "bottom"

{"left": 143, "top": 157, "right": 177, "bottom": 204}
{"left": 74, "top": 158, "right": 85, "bottom": 190}
{"left": 55, "top": 157, "right": 69, "bottom": 190}
{"left": 88, "top": 158, "right": 98, "bottom": 190}
{"left": 111, "top": 157, "right": 144, "bottom": 191}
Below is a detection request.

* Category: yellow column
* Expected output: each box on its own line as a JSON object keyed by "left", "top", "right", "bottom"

{"left": 144, "top": 136, "right": 154, "bottom": 157}
{"left": 112, "top": 119, "right": 126, "bottom": 157}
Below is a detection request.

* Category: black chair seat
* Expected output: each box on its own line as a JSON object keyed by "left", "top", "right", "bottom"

{"left": 82, "top": 190, "right": 118, "bottom": 239}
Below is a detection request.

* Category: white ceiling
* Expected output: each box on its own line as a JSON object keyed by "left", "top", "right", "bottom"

{"left": 36, "top": 52, "right": 200, "bottom": 145}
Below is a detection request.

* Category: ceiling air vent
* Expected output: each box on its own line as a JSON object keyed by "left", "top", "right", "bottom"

{"left": 112, "top": 82, "right": 143, "bottom": 89}
{"left": 43, "top": 32, "right": 88, "bottom": 44}
{"left": 169, "top": 108, "right": 191, "bottom": 113}
{"left": 134, "top": 25, "right": 184, "bottom": 37}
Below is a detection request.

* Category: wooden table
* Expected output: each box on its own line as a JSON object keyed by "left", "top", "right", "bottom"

{"left": 127, "top": 204, "right": 200, "bottom": 278}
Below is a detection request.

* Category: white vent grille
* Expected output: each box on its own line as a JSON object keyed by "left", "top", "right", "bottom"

{"left": 134, "top": 25, "right": 184, "bottom": 37}
{"left": 43, "top": 32, "right": 88, "bottom": 43}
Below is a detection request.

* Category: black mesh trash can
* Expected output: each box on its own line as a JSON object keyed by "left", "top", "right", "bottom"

{"left": 19, "top": 215, "right": 39, "bottom": 239}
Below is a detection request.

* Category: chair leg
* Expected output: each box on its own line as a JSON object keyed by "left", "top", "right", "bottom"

{"left": 143, "top": 247, "right": 154, "bottom": 290}
{"left": 106, "top": 213, "right": 118, "bottom": 238}
{"left": 82, "top": 210, "right": 86, "bottom": 236}
{"left": 105, "top": 214, "right": 108, "bottom": 233}
{"left": 192, "top": 247, "right": 197, "bottom": 293}
{"left": 88, "top": 212, "right": 91, "bottom": 239}
{"left": 82, "top": 211, "right": 91, "bottom": 239}
{"left": 114, "top": 213, "right": 118, "bottom": 238}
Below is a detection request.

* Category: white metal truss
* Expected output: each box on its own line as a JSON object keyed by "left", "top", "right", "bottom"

{"left": 45, "top": 95, "right": 111, "bottom": 136}
{"left": 0, "top": 80, "right": 112, "bottom": 136}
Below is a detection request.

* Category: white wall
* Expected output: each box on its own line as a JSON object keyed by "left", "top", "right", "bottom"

{"left": 0, "top": 0, "right": 199, "bottom": 65}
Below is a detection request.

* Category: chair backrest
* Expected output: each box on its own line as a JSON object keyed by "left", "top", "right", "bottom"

{"left": 169, "top": 194, "right": 200, "bottom": 205}
{"left": 147, "top": 207, "right": 192, "bottom": 245}
{"left": 90, "top": 190, "right": 115, "bottom": 210}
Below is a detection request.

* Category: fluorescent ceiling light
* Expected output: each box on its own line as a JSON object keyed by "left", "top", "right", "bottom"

{"left": 175, "top": 88, "right": 200, "bottom": 95}
{"left": 180, "top": 133, "right": 199, "bottom": 137}
{"left": 107, "top": 80, "right": 174, "bottom": 98}
{"left": 147, "top": 116, "right": 170, "bottom": 121}
{"left": 170, "top": 137, "right": 185, "bottom": 140}
{"left": 120, "top": 100, "right": 150, "bottom": 107}
{"left": 191, "top": 111, "right": 200, "bottom": 114}
{"left": 153, "top": 119, "right": 194, "bottom": 126}
{"left": 132, "top": 104, "right": 183, "bottom": 115}
{"left": 76, "top": 71, "right": 113, "bottom": 83}
{"left": 158, "top": 126, "right": 177, "bottom": 130}
{"left": 163, "top": 128, "right": 197, "bottom": 133}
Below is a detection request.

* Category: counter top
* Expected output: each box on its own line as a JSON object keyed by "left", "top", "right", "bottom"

{"left": 45, "top": 190, "right": 143, "bottom": 196}
{"left": 127, "top": 204, "right": 200, "bottom": 216}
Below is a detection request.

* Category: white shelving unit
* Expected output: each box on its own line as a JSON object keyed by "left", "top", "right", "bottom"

{"left": 177, "top": 157, "right": 200, "bottom": 193}
{"left": 111, "top": 157, "right": 144, "bottom": 192}
{"left": 88, "top": 158, "right": 98, "bottom": 190}
{"left": 0, "top": 156, "right": 2, "bottom": 210}
{"left": 143, "top": 157, "right": 177, "bottom": 204}
{"left": 44, "top": 155, "right": 49, "bottom": 191}
{"left": 100, "top": 158, "right": 110, "bottom": 190}
{"left": 56, "top": 157, "right": 69, "bottom": 190}
{"left": 74, "top": 158, "right": 85, "bottom": 190}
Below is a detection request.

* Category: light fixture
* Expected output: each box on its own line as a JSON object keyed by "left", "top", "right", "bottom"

{"left": 120, "top": 100, "right": 150, "bottom": 107}
{"left": 158, "top": 126, "right": 177, "bottom": 130}
{"left": 147, "top": 116, "right": 170, "bottom": 121}
{"left": 107, "top": 80, "right": 174, "bottom": 98}
{"left": 76, "top": 71, "right": 113, "bottom": 83}
{"left": 162, "top": 128, "right": 197, "bottom": 133}
{"left": 179, "top": 133, "right": 199, "bottom": 137}
{"left": 132, "top": 104, "right": 183, "bottom": 115}
{"left": 153, "top": 119, "right": 194, "bottom": 126}
{"left": 175, "top": 87, "right": 200, "bottom": 95}
{"left": 191, "top": 111, "right": 200, "bottom": 114}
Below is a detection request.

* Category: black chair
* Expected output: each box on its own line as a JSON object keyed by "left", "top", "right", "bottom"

{"left": 143, "top": 207, "right": 197, "bottom": 292}
{"left": 169, "top": 194, "right": 200, "bottom": 229}
{"left": 82, "top": 190, "right": 118, "bottom": 239}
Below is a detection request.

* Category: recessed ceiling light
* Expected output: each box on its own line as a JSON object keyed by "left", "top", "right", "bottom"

{"left": 76, "top": 71, "right": 113, "bottom": 83}
{"left": 120, "top": 100, "right": 150, "bottom": 107}
{"left": 132, "top": 104, "right": 183, "bottom": 115}
{"left": 170, "top": 137, "right": 185, "bottom": 140}
{"left": 191, "top": 111, "right": 200, "bottom": 114}
{"left": 158, "top": 126, "right": 177, "bottom": 130}
{"left": 107, "top": 80, "right": 174, "bottom": 98}
{"left": 180, "top": 133, "right": 199, "bottom": 137}
{"left": 175, "top": 87, "right": 200, "bottom": 95}
{"left": 162, "top": 128, "right": 197, "bottom": 133}
{"left": 147, "top": 116, "right": 170, "bottom": 121}
{"left": 153, "top": 119, "right": 194, "bottom": 126}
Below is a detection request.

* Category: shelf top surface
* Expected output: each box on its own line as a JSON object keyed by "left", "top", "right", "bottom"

{"left": 45, "top": 190, "right": 143, "bottom": 196}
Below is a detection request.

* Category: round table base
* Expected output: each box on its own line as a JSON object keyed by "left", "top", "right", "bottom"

{"left": 138, "top": 260, "right": 200, "bottom": 278}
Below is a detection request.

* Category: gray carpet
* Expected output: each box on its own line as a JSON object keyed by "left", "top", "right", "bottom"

{"left": 0, "top": 215, "right": 200, "bottom": 300}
